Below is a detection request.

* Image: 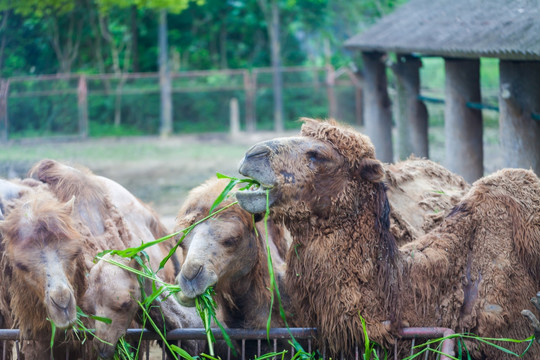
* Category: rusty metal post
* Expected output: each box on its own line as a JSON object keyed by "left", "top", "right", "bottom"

{"left": 77, "top": 76, "right": 88, "bottom": 139}
{"left": 0, "top": 79, "right": 9, "bottom": 143}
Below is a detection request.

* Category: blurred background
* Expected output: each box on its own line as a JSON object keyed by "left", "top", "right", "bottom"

{"left": 0, "top": 0, "right": 508, "bottom": 227}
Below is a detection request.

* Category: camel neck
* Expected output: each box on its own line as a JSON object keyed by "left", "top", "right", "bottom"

{"left": 283, "top": 181, "right": 402, "bottom": 331}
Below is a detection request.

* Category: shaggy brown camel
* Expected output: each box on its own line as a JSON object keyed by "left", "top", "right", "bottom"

{"left": 30, "top": 159, "right": 202, "bottom": 358}
{"left": 0, "top": 179, "right": 91, "bottom": 358}
{"left": 175, "top": 178, "right": 289, "bottom": 357}
{"left": 236, "top": 118, "right": 540, "bottom": 359}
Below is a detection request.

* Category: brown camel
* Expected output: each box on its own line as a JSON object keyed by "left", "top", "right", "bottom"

{"left": 175, "top": 178, "right": 289, "bottom": 357}
{"left": 236, "top": 118, "right": 540, "bottom": 359}
{"left": 0, "top": 179, "right": 91, "bottom": 359}
{"left": 30, "top": 159, "right": 201, "bottom": 359}
{"left": 175, "top": 178, "right": 288, "bottom": 324}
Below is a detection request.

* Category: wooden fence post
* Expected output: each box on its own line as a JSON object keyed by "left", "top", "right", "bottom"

{"left": 77, "top": 75, "right": 88, "bottom": 139}
{"left": 244, "top": 71, "right": 256, "bottom": 132}
{"left": 230, "top": 97, "right": 240, "bottom": 137}
{"left": 444, "top": 58, "right": 483, "bottom": 182}
{"left": 326, "top": 64, "right": 337, "bottom": 119}
{"left": 0, "top": 79, "right": 9, "bottom": 143}
{"left": 499, "top": 60, "right": 540, "bottom": 175}
{"left": 361, "top": 51, "right": 393, "bottom": 163}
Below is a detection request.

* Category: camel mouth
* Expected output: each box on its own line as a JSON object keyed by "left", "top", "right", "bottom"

{"left": 46, "top": 294, "right": 77, "bottom": 329}
{"left": 95, "top": 339, "right": 116, "bottom": 359}
{"left": 176, "top": 292, "right": 197, "bottom": 307}
{"left": 236, "top": 181, "right": 277, "bottom": 214}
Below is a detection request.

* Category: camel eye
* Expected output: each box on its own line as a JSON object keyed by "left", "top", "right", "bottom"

{"left": 16, "top": 262, "right": 29, "bottom": 272}
{"left": 308, "top": 149, "right": 329, "bottom": 162}
{"left": 222, "top": 237, "right": 239, "bottom": 247}
{"left": 307, "top": 150, "right": 319, "bottom": 162}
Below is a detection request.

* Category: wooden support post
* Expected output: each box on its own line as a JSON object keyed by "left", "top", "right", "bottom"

{"left": 361, "top": 51, "right": 393, "bottom": 163}
{"left": 444, "top": 58, "right": 483, "bottom": 182}
{"left": 326, "top": 64, "right": 337, "bottom": 119}
{"left": 77, "top": 76, "right": 88, "bottom": 139}
{"left": 229, "top": 97, "right": 240, "bottom": 137}
{"left": 392, "top": 54, "right": 428, "bottom": 159}
{"left": 0, "top": 79, "right": 8, "bottom": 143}
{"left": 355, "top": 86, "right": 364, "bottom": 127}
{"left": 499, "top": 60, "right": 540, "bottom": 175}
{"left": 244, "top": 71, "right": 256, "bottom": 133}
{"left": 159, "top": 9, "right": 172, "bottom": 138}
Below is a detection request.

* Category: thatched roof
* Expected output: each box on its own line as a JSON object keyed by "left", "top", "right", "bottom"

{"left": 344, "top": 0, "right": 540, "bottom": 60}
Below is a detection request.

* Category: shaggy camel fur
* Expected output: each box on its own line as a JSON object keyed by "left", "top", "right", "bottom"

{"left": 236, "top": 118, "right": 540, "bottom": 359}
{"left": 384, "top": 158, "right": 469, "bottom": 245}
{"left": 30, "top": 159, "right": 202, "bottom": 358}
{"left": 176, "top": 178, "right": 288, "bottom": 328}
{"left": 0, "top": 179, "right": 91, "bottom": 359}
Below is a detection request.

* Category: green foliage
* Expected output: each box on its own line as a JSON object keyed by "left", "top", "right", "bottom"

{"left": 0, "top": 0, "right": 75, "bottom": 17}
{"left": 96, "top": 0, "right": 204, "bottom": 14}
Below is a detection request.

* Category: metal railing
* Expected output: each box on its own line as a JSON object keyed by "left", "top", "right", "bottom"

{"left": 0, "top": 327, "right": 455, "bottom": 360}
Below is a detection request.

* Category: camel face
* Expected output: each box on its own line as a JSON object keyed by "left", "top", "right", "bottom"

{"left": 85, "top": 256, "right": 140, "bottom": 359}
{"left": 237, "top": 136, "right": 350, "bottom": 217}
{"left": 0, "top": 190, "right": 82, "bottom": 329}
{"left": 177, "top": 211, "right": 258, "bottom": 306}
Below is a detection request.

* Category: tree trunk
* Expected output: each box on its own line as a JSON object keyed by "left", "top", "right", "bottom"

{"left": 48, "top": 12, "right": 82, "bottom": 74}
{"left": 361, "top": 51, "right": 393, "bottom": 162}
{"left": 0, "top": 11, "right": 9, "bottom": 74}
{"left": 499, "top": 60, "right": 540, "bottom": 175}
{"left": 269, "top": 0, "right": 284, "bottom": 132}
{"left": 159, "top": 9, "right": 172, "bottom": 137}
{"left": 131, "top": 5, "right": 139, "bottom": 73}
{"left": 444, "top": 58, "right": 483, "bottom": 182}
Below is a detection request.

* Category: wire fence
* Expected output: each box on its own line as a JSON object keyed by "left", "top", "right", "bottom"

{"left": 0, "top": 66, "right": 362, "bottom": 142}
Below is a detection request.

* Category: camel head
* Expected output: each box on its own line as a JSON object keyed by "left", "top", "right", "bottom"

{"left": 0, "top": 188, "right": 82, "bottom": 331}
{"left": 175, "top": 178, "right": 259, "bottom": 307}
{"left": 85, "top": 255, "right": 141, "bottom": 359}
{"left": 237, "top": 118, "right": 385, "bottom": 219}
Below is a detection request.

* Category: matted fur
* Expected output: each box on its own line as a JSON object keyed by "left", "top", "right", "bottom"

{"left": 238, "top": 118, "right": 540, "bottom": 359}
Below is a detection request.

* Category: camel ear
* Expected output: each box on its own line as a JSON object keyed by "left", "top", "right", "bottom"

{"left": 64, "top": 195, "right": 76, "bottom": 214}
{"left": 357, "top": 158, "right": 384, "bottom": 183}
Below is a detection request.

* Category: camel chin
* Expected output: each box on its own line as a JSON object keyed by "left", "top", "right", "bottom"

{"left": 175, "top": 292, "right": 197, "bottom": 307}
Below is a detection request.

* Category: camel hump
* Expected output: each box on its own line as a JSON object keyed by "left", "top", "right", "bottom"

{"left": 29, "top": 159, "right": 109, "bottom": 235}
{"left": 467, "top": 168, "right": 540, "bottom": 274}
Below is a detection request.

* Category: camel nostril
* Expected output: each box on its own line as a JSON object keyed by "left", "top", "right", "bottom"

{"left": 182, "top": 265, "right": 203, "bottom": 281}
{"left": 245, "top": 144, "right": 271, "bottom": 159}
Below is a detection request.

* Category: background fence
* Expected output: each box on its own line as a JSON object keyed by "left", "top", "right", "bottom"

{"left": 0, "top": 66, "right": 363, "bottom": 141}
